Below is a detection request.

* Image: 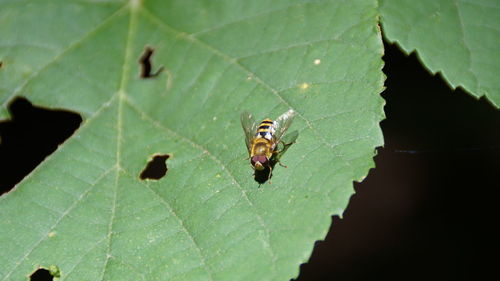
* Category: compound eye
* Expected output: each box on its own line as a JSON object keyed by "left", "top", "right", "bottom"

{"left": 251, "top": 156, "right": 268, "bottom": 167}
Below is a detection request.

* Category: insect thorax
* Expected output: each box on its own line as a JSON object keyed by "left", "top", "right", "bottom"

{"left": 251, "top": 139, "right": 273, "bottom": 158}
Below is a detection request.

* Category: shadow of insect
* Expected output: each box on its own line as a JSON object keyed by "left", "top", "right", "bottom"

{"left": 254, "top": 130, "right": 298, "bottom": 185}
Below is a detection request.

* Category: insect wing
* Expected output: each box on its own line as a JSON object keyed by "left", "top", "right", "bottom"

{"left": 274, "top": 109, "right": 296, "bottom": 142}
{"left": 240, "top": 111, "right": 257, "bottom": 151}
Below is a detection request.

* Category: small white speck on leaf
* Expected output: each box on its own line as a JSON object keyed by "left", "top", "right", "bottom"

{"left": 314, "top": 59, "right": 321, "bottom": 65}
{"left": 130, "top": 0, "right": 142, "bottom": 10}
{"left": 299, "top": 83, "right": 310, "bottom": 90}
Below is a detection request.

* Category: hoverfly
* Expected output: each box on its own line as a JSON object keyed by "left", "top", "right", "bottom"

{"left": 241, "top": 109, "right": 296, "bottom": 178}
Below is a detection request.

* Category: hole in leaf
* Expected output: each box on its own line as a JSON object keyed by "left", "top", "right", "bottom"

{"left": 139, "top": 46, "right": 164, "bottom": 78}
{"left": 140, "top": 154, "right": 169, "bottom": 180}
{"left": 0, "top": 97, "right": 82, "bottom": 195}
{"left": 29, "top": 268, "right": 52, "bottom": 281}
{"left": 29, "top": 265, "right": 60, "bottom": 281}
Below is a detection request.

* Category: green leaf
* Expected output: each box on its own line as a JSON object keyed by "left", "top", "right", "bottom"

{"left": 380, "top": 0, "right": 500, "bottom": 107}
{"left": 0, "top": 0, "right": 384, "bottom": 280}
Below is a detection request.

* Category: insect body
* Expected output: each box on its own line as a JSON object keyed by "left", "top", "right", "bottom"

{"left": 241, "top": 109, "right": 296, "bottom": 175}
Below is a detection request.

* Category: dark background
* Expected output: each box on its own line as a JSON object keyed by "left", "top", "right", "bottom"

{"left": 296, "top": 42, "right": 500, "bottom": 281}
{"left": 2, "top": 41, "right": 499, "bottom": 281}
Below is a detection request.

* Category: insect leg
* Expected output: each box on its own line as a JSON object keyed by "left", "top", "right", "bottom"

{"left": 271, "top": 150, "right": 288, "bottom": 168}
{"left": 277, "top": 161, "right": 288, "bottom": 168}
{"left": 267, "top": 165, "right": 273, "bottom": 182}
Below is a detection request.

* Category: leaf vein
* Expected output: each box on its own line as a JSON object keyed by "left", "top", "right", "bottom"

{"left": 191, "top": 0, "right": 330, "bottom": 36}
{"left": 1, "top": 5, "right": 127, "bottom": 110}
{"left": 134, "top": 176, "right": 216, "bottom": 281}
{"left": 0, "top": 166, "right": 116, "bottom": 281}
{"left": 124, "top": 97, "right": 279, "bottom": 277}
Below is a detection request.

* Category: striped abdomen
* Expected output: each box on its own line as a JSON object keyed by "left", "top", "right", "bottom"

{"left": 255, "top": 118, "right": 276, "bottom": 141}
